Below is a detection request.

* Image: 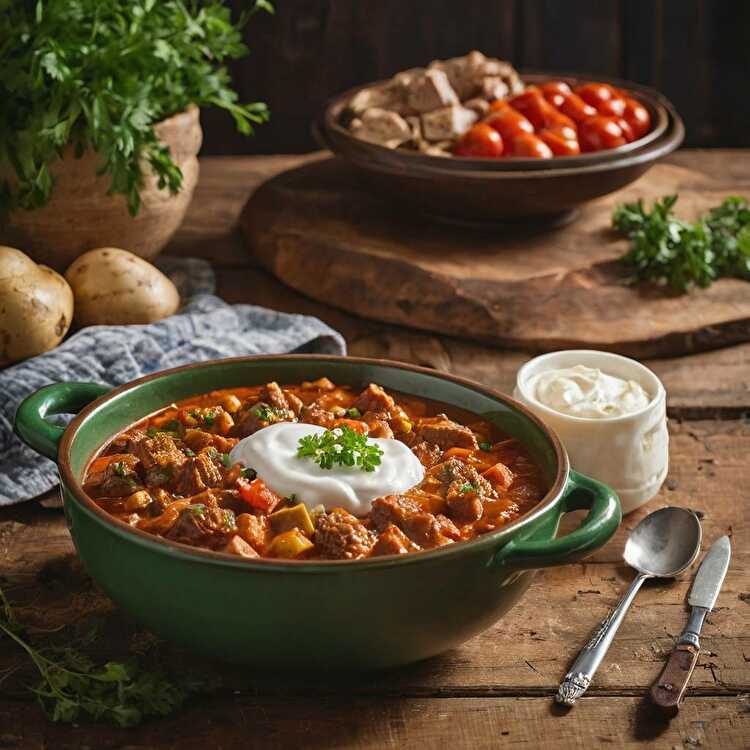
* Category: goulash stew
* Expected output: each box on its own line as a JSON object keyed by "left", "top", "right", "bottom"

{"left": 83, "top": 379, "right": 547, "bottom": 560}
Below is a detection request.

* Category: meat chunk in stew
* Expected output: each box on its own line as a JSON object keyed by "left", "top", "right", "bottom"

{"left": 370, "top": 524, "right": 419, "bottom": 556}
{"left": 440, "top": 458, "right": 497, "bottom": 524}
{"left": 411, "top": 441, "right": 443, "bottom": 468}
{"left": 417, "top": 414, "right": 478, "bottom": 450}
{"left": 165, "top": 504, "right": 236, "bottom": 548}
{"left": 371, "top": 495, "right": 460, "bottom": 548}
{"left": 315, "top": 508, "right": 375, "bottom": 559}
{"left": 353, "top": 383, "right": 395, "bottom": 415}
{"left": 85, "top": 454, "right": 142, "bottom": 498}
{"left": 173, "top": 453, "right": 223, "bottom": 497}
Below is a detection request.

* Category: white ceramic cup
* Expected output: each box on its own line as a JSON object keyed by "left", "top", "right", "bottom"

{"left": 513, "top": 350, "right": 668, "bottom": 514}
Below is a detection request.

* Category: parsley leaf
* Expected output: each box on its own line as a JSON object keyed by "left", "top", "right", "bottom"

{"left": 297, "top": 427, "right": 384, "bottom": 473}
{"left": 479, "top": 441, "right": 492, "bottom": 451}
{"left": 459, "top": 482, "right": 476, "bottom": 494}
{"left": 0, "top": 583, "right": 219, "bottom": 727}
{"left": 0, "top": 0, "right": 271, "bottom": 219}
{"left": 613, "top": 195, "right": 750, "bottom": 292}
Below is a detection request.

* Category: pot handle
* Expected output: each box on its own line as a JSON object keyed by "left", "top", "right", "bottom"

{"left": 493, "top": 470, "right": 621, "bottom": 569}
{"left": 15, "top": 382, "right": 111, "bottom": 460}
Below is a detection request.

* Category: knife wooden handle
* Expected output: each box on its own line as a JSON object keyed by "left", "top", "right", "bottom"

{"left": 650, "top": 643, "right": 699, "bottom": 712}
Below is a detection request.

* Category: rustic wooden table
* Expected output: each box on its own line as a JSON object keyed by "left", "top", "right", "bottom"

{"left": 1, "top": 150, "right": 748, "bottom": 749}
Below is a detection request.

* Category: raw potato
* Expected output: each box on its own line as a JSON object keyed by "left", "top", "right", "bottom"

{"left": 66, "top": 248, "right": 180, "bottom": 326}
{"left": 0, "top": 246, "right": 74, "bottom": 365}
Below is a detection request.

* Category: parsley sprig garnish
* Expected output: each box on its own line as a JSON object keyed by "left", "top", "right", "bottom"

{"left": 297, "top": 426, "right": 384, "bottom": 473}
{"left": 0, "top": 584, "right": 219, "bottom": 727}
{"left": 613, "top": 195, "right": 750, "bottom": 292}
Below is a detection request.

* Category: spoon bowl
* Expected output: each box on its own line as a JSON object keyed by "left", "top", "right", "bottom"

{"left": 624, "top": 507, "right": 703, "bottom": 578}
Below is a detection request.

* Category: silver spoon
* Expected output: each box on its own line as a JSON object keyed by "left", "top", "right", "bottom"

{"left": 557, "top": 506, "right": 702, "bottom": 705}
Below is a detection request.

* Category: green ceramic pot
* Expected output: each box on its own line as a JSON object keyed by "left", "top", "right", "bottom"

{"left": 15, "top": 355, "right": 621, "bottom": 669}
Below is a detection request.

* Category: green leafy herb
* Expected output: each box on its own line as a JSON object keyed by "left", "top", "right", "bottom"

{"left": 479, "top": 441, "right": 492, "bottom": 452}
{"left": 297, "top": 426, "right": 384, "bottom": 473}
{"left": 184, "top": 448, "right": 196, "bottom": 457}
{"left": 112, "top": 462, "right": 128, "bottom": 477}
{"left": 346, "top": 407, "right": 362, "bottom": 419}
{"left": 459, "top": 482, "right": 476, "bottom": 494}
{"left": 613, "top": 195, "right": 750, "bottom": 292}
{"left": 188, "top": 503, "right": 207, "bottom": 518}
{"left": 0, "top": 0, "right": 271, "bottom": 219}
{"left": 202, "top": 410, "right": 216, "bottom": 427}
{"left": 252, "top": 403, "right": 286, "bottom": 422}
{"left": 206, "top": 447, "right": 218, "bottom": 460}
{"left": 220, "top": 452, "right": 231, "bottom": 468}
{"left": 0, "top": 584, "right": 219, "bottom": 727}
{"left": 240, "top": 467, "right": 257, "bottom": 480}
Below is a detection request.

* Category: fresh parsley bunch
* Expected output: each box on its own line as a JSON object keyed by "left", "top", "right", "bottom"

{"left": 613, "top": 195, "right": 750, "bottom": 292}
{"left": 0, "top": 584, "right": 219, "bottom": 727}
{"left": 297, "top": 426, "right": 384, "bottom": 473}
{"left": 0, "top": 0, "right": 272, "bottom": 217}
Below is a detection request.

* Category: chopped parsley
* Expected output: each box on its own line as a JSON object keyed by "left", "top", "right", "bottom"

{"left": 240, "top": 467, "right": 257, "bottom": 480}
{"left": 346, "top": 407, "right": 362, "bottom": 419}
{"left": 202, "top": 410, "right": 216, "bottom": 427}
{"left": 479, "top": 441, "right": 493, "bottom": 452}
{"left": 297, "top": 426, "right": 383, "bottom": 473}
{"left": 252, "top": 403, "right": 288, "bottom": 422}
{"left": 112, "top": 462, "right": 128, "bottom": 477}
{"left": 459, "top": 482, "right": 476, "bottom": 494}
{"left": 220, "top": 452, "right": 231, "bottom": 468}
{"left": 222, "top": 509, "right": 236, "bottom": 531}
{"left": 184, "top": 449, "right": 196, "bottom": 457}
{"left": 188, "top": 504, "right": 207, "bottom": 518}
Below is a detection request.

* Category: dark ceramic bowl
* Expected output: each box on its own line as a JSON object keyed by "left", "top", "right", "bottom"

{"left": 15, "top": 356, "right": 621, "bottom": 669}
{"left": 316, "top": 73, "right": 684, "bottom": 224}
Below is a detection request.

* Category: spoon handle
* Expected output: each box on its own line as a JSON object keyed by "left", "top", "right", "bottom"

{"left": 557, "top": 572, "right": 649, "bottom": 705}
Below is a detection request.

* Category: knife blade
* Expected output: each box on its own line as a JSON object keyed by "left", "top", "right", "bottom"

{"left": 650, "top": 535, "right": 731, "bottom": 712}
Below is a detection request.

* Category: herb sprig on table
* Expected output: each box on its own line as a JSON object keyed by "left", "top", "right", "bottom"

{"left": 297, "top": 426, "right": 384, "bottom": 473}
{"left": 0, "top": 584, "right": 219, "bottom": 727}
{"left": 0, "top": 0, "right": 272, "bottom": 218}
{"left": 613, "top": 195, "right": 750, "bottom": 292}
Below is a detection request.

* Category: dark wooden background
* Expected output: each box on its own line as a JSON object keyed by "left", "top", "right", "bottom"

{"left": 199, "top": 0, "right": 749, "bottom": 155}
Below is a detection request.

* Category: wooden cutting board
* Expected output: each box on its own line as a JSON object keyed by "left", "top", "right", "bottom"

{"left": 240, "top": 157, "right": 750, "bottom": 357}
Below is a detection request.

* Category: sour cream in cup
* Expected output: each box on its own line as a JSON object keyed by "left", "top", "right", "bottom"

{"left": 514, "top": 350, "right": 668, "bottom": 514}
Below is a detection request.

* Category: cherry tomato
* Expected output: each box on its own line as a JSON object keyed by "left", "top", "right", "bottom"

{"left": 508, "top": 88, "right": 550, "bottom": 131}
{"left": 538, "top": 128, "right": 580, "bottom": 156}
{"left": 509, "top": 133, "right": 554, "bottom": 159}
{"left": 575, "top": 82, "right": 616, "bottom": 108}
{"left": 616, "top": 117, "right": 635, "bottom": 142}
{"left": 488, "top": 99, "right": 510, "bottom": 113}
{"left": 485, "top": 108, "right": 534, "bottom": 141}
{"left": 558, "top": 93, "right": 598, "bottom": 123}
{"left": 453, "top": 123, "right": 504, "bottom": 158}
{"left": 578, "top": 116, "right": 628, "bottom": 152}
{"left": 544, "top": 109, "right": 578, "bottom": 141}
{"left": 623, "top": 97, "right": 651, "bottom": 139}
{"left": 237, "top": 478, "right": 283, "bottom": 512}
{"left": 541, "top": 81, "right": 572, "bottom": 108}
{"left": 596, "top": 96, "right": 626, "bottom": 118}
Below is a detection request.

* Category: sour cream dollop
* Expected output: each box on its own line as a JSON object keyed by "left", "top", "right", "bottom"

{"left": 229, "top": 422, "right": 424, "bottom": 516}
{"left": 527, "top": 364, "right": 652, "bottom": 419}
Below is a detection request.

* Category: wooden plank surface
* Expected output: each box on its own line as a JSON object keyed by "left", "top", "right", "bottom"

{"left": 2, "top": 152, "right": 749, "bottom": 747}
{"left": 1, "top": 696, "right": 748, "bottom": 750}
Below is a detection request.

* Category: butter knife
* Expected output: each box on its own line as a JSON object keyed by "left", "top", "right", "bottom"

{"left": 650, "top": 535, "right": 731, "bottom": 712}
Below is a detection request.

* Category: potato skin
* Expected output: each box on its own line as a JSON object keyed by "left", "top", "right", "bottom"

{"left": 65, "top": 248, "right": 180, "bottom": 326}
{"left": 0, "top": 246, "right": 74, "bottom": 365}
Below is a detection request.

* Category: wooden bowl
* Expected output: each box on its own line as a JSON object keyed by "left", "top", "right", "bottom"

{"left": 316, "top": 75, "right": 684, "bottom": 224}
{"left": 0, "top": 106, "right": 202, "bottom": 270}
